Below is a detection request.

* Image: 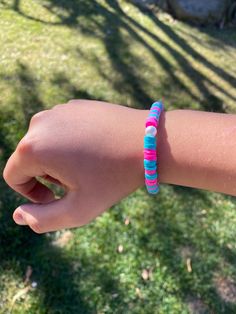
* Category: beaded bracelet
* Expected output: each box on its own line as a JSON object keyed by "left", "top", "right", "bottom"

{"left": 144, "top": 101, "right": 164, "bottom": 194}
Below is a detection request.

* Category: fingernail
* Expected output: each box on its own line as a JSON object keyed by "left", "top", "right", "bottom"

{"left": 14, "top": 212, "right": 27, "bottom": 225}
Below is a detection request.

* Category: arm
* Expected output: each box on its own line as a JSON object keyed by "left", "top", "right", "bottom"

{"left": 158, "top": 109, "right": 236, "bottom": 196}
{"left": 3, "top": 101, "right": 236, "bottom": 234}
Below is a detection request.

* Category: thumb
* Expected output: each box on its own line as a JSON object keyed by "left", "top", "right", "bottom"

{"left": 13, "top": 192, "right": 77, "bottom": 233}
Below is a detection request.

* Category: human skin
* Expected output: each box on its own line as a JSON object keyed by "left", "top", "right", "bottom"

{"left": 3, "top": 100, "right": 236, "bottom": 233}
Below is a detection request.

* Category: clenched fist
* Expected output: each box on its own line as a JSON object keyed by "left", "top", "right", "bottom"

{"left": 3, "top": 100, "right": 147, "bottom": 233}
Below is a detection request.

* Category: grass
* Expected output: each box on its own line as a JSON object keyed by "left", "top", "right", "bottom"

{"left": 0, "top": 0, "right": 236, "bottom": 313}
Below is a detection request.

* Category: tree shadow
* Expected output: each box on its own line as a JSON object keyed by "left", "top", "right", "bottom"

{"left": 136, "top": 185, "right": 236, "bottom": 312}
{"left": 0, "top": 63, "right": 126, "bottom": 313}
{"left": 1, "top": 1, "right": 236, "bottom": 311}
{"left": 105, "top": 0, "right": 235, "bottom": 111}
{"left": 132, "top": 0, "right": 236, "bottom": 46}
{"left": 51, "top": 71, "right": 104, "bottom": 102}
{"left": 3, "top": 0, "right": 235, "bottom": 111}
{"left": 143, "top": 9, "right": 236, "bottom": 86}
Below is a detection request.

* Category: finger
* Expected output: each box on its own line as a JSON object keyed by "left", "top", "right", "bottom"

{"left": 13, "top": 192, "right": 77, "bottom": 233}
{"left": 17, "top": 177, "right": 56, "bottom": 203}
{"left": 3, "top": 138, "right": 55, "bottom": 203}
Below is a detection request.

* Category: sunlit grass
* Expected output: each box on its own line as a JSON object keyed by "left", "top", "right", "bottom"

{"left": 0, "top": 0, "right": 236, "bottom": 313}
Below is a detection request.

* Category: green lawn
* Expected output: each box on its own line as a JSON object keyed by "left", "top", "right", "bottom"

{"left": 0, "top": 0, "right": 236, "bottom": 313}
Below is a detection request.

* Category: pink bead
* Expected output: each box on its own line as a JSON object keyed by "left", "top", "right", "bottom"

{"left": 145, "top": 169, "right": 156, "bottom": 175}
{"left": 146, "top": 121, "right": 159, "bottom": 128}
{"left": 145, "top": 178, "right": 157, "bottom": 184}
{"left": 144, "top": 154, "right": 156, "bottom": 159}
{"left": 144, "top": 148, "right": 156, "bottom": 154}
{"left": 144, "top": 155, "right": 157, "bottom": 161}
{"left": 151, "top": 106, "right": 161, "bottom": 111}
{"left": 144, "top": 154, "right": 156, "bottom": 160}
{"left": 145, "top": 179, "right": 157, "bottom": 185}
{"left": 145, "top": 117, "right": 158, "bottom": 128}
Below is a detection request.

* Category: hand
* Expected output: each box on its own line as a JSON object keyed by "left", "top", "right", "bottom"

{"left": 3, "top": 100, "right": 146, "bottom": 233}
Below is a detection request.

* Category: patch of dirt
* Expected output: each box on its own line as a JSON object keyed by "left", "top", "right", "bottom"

{"left": 186, "top": 296, "right": 209, "bottom": 314}
{"left": 51, "top": 230, "right": 73, "bottom": 248}
{"left": 214, "top": 276, "right": 236, "bottom": 304}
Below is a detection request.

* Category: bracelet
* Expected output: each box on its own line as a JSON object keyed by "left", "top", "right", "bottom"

{"left": 143, "top": 101, "right": 164, "bottom": 194}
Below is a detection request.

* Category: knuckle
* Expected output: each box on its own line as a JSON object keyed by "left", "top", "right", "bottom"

{"left": 17, "top": 136, "right": 37, "bottom": 157}
{"left": 30, "top": 220, "right": 45, "bottom": 234}
{"left": 3, "top": 165, "right": 9, "bottom": 183}
{"left": 30, "top": 110, "right": 49, "bottom": 126}
{"left": 67, "top": 99, "right": 77, "bottom": 104}
{"left": 52, "top": 103, "right": 65, "bottom": 110}
{"left": 17, "top": 137, "right": 35, "bottom": 155}
{"left": 67, "top": 99, "right": 85, "bottom": 105}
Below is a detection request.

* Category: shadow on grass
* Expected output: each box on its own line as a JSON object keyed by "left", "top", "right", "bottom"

{"left": 2, "top": 0, "right": 236, "bottom": 111}
{"left": 0, "top": 63, "right": 126, "bottom": 313}
{"left": 131, "top": 184, "right": 236, "bottom": 312}
{"left": 0, "top": 1, "right": 236, "bottom": 312}
{"left": 102, "top": 0, "right": 235, "bottom": 111}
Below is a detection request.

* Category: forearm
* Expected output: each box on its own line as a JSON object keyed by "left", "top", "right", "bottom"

{"left": 156, "top": 109, "right": 236, "bottom": 196}
{"left": 5, "top": 100, "right": 236, "bottom": 233}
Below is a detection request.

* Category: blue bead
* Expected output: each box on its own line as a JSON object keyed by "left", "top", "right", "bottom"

{"left": 144, "top": 166, "right": 157, "bottom": 171}
{"left": 144, "top": 145, "right": 156, "bottom": 150}
{"left": 145, "top": 134, "right": 156, "bottom": 139}
{"left": 148, "top": 188, "right": 159, "bottom": 194}
{"left": 145, "top": 166, "right": 157, "bottom": 171}
{"left": 144, "top": 140, "right": 156, "bottom": 146}
{"left": 144, "top": 159, "right": 156, "bottom": 168}
{"left": 145, "top": 173, "right": 158, "bottom": 180}
{"left": 147, "top": 185, "right": 159, "bottom": 194}
{"left": 152, "top": 101, "right": 163, "bottom": 109}
{"left": 144, "top": 136, "right": 156, "bottom": 145}
{"left": 144, "top": 141, "right": 156, "bottom": 146}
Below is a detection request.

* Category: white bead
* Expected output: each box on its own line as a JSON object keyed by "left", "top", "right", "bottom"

{"left": 145, "top": 125, "right": 157, "bottom": 137}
